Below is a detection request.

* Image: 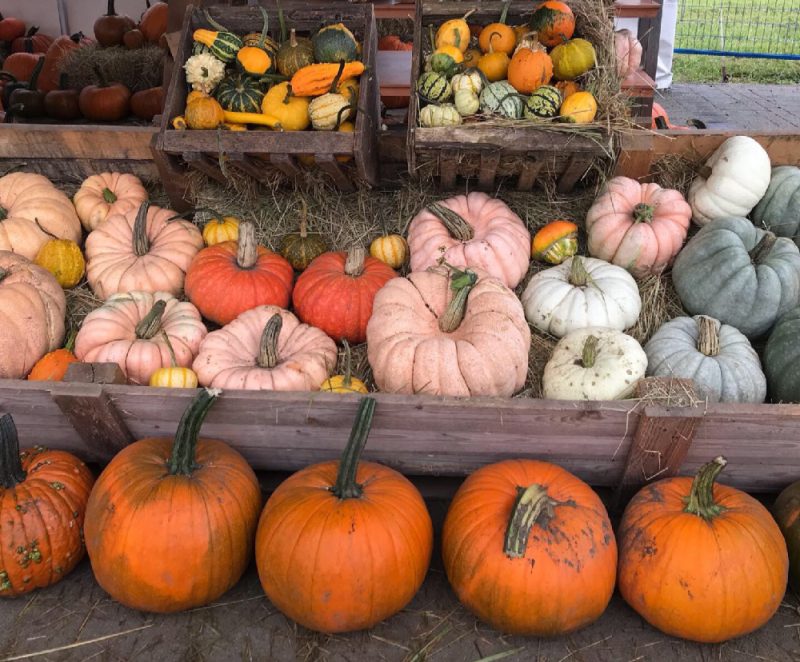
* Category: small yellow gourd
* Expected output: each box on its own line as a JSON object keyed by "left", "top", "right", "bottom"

{"left": 320, "top": 340, "right": 368, "bottom": 394}
{"left": 222, "top": 110, "right": 281, "bottom": 128}
{"left": 451, "top": 70, "right": 483, "bottom": 95}
{"left": 148, "top": 331, "right": 199, "bottom": 388}
{"left": 370, "top": 234, "right": 408, "bottom": 269}
{"left": 337, "top": 78, "right": 359, "bottom": 120}
{"left": 559, "top": 91, "right": 598, "bottom": 123}
{"left": 185, "top": 96, "right": 225, "bottom": 129}
{"left": 308, "top": 93, "right": 351, "bottom": 131}
{"left": 172, "top": 115, "right": 188, "bottom": 130}
{"left": 262, "top": 82, "right": 310, "bottom": 131}
{"left": 477, "top": 47, "right": 510, "bottom": 82}
{"left": 454, "top": 89, "right": 480, "bottom": 117}
{"left": 34, "top": 239, "right": 85, "bottom": 289}
{"left": 202, "top": 216, "right": 240, "bottom": 246}
{"left": 435, "top": 10, "right": 475, "bottom": 53}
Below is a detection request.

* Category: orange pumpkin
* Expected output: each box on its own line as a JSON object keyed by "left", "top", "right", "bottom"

{"left": 27, "top": 330, "right": 78, "bottom": 381}
{"left": 463, "top": 47, "right": 482, "bottom": 68}
{"left": 528, "top": 0, "right": 575, "bottom": 48}
{"left": 618, "top": 457, "right": 788, "bottom": 643}
{"left": 184, "top": 221, "right": 294, "bottom": 326}
{"left": 478, "top": 3, "right": 516, "bottom": 55}
{"left": 555, "top": 79, "right": 580, "bottom": 99}
{"left": 84, "top": 389, "right": 261, "bottom": 613}
{"left": 507, "top": 44, "right": 553, "bottom": 93}
{"left": 256, "top": 397, "right": 433, "bottom": 632}
{"left": 531, "top": 220, "right": 578, "bottom": 264}
{"left": 477, "top": 47, "right": 510, "bottom": 82}
{"left": 443, "top": 459, "right": 617, "bottom": 635}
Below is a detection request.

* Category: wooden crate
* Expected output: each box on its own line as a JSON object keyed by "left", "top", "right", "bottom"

{"left": 154, "top": 2, "right": 380, "bottom": 203}
{"left": 407, "top": 0, "right": 615, "bottom": 193}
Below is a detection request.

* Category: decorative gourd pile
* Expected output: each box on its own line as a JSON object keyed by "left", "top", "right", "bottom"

{"left": 175, "top": 8, "right": 365, "bottom": 136}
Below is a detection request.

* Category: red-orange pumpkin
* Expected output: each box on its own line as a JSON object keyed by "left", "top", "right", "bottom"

{"left": 528, "top": 1, "right": 575, "bottom": 48}
{"left": 184, "top": 221, "right": 294, "bottom": 326}
{"left": 0, "top": 13, "right": 26, "bottom": 42}
{"left": 292, "top": 247, "right": 396, "bottom": 344}
{"left": 2, "top": 52, "right": 43, "bottom": 83}
{"left": 38, "top": 33, "right": 92, "bottom": 93}
{"left": 10, "top": 27, "right": 53, "bottom": 54}
{"left": 139, "top": 0, "right": 168, "bottom": 44}
{"left": 27, "top": 331, "right": 77, "bottom": 381}
{"left": 507, "top": 45, "right": 553, "bottom": 94}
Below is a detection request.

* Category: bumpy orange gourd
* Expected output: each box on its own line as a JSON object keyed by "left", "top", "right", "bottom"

{"left": 528, "top": 0, "right": 575, "bottom": 48}
{"left": 290, "top": 61, "right": 365, "bottom": 97}
{"left": 443, "top": 459, "right": 617, "bottom": 635}
{"left": 256, "top": 397, "right": 433, "bottom": 632}
{"left": 531, "top": 220, "right": 578, "bottom": 264}
{"left": 507, "top": 44, "right": 553, "bottom": 93}
{"left": 618, "top": 457, "right": 788, "bottom": 643}
{"left": 0, "top": 414, "right": 94, "bottom": 597}
{"left": 84, "top": 389, "right": 261, "bottom": 613}
{"left": 27, "top": 331, "right": 78, "bottom": 381}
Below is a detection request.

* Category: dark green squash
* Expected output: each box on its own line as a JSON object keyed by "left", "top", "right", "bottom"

{"left": 214, "top": 73, "right": 264, "bottom": 113}
{"left": 763, "top": 305, "right": 800, "bottom": 402}
{"left": 417, "top": 71, "right": 451, "bottom": 103}
{"left": 276, "top": 28, "right": 314, "bottom": 77}
{"left": 312, "top": 23, "right": 359, "bottom": 64}
{"left": 752, "top": 166, "right": 800, "bottom": 247}
{"left": 523, "top": 85, "right": 562, "bottom": 119}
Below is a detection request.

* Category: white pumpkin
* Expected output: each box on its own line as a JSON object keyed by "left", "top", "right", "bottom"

{"left": 454, "top": 89, "right": 480, "bottom": 117}
{"left": 688, "top": 136, "right": 771, "bottom": 226}
{"left": 451, "top": 70, "right": 483, "bottom": 95}
{"left": 543, "top": 327, "right": 648, "bottom": 400}
{"left": 419, "top": 103, "right": 462, "bottom": 128}
{"left": 520, "top": 256, "right": 642, "bottom": 338}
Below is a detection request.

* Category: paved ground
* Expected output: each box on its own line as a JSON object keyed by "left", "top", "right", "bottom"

{"left": 657, "top": 83, "right": 800, "bottom": 131}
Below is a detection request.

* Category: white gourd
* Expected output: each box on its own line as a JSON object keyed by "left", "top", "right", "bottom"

{"left": 451, "top": 70, "right": 483, "bottom": 95}
{"left": 184, "top": 53, "right": 226, "bottom": 94}
{"left": 419, "top": 104, "right": 462, "bottom": 128}
{"left": 309, "top": 93, "right": 350, "bottom": 130}
{"left": 454, "top": 89, "right": 479, "bottom": 117}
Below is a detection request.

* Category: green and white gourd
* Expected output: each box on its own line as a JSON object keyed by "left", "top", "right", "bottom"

{"left": 479, "top": 81, "right": 523, "bottom": 119}
{"left": 214, "top": 73, "right": 265, "bottom": 113}
{"left": 524, "top": 85, "right": 562, "bottom": 120}
{"left": 454, "top": 89, "right": 479, "bottom": 117}
{"left": 417, "top": 71, "right": 452, "bottom": 103}
{"left": 751, "top": 166, "right": 800, "bottom": 246}
{"left": 645, "top": 315, "right": 766, "bottom": 403}
{"left": 312, "top": 24, "right": 359, "bottom": 63}
{"left": 309, "top": 93, "right": 351, "bottom": 131}
{"left": 450, "top": 70, "right": 483, "bottom": 95}
{"left": 419, "top": 103, "right": 461, "bottom": 128}
{"left": 764, "top": 305, "right": 800, "bottom": 403}
{"left": 430, "top": 52, "right": 460, "bottom": 77}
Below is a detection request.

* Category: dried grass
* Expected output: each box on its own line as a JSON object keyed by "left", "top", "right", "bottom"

{"left": 650, "top": 153, "right": 701, "bottom": 197}
{"left": 60, "top": 44, "right": 164, "bottom": 94}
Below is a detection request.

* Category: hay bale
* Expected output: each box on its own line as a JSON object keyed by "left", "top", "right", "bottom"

{"left": 61, "top": 44, "right": 165, "bottom": 93}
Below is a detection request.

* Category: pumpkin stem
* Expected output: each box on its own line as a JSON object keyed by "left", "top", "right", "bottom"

{"left": 161, "top": 330, "right": 178, "bottom": 368}
{"left": 64, "top": 328, "right": 77, "bottom": 353}
{"left": 344, "top": 246, "right": 366, "bottom": 277}
{"left": 696, "top": 316, "right": 720, "bottom": 357}
{"left": 503, "top": 484, "right": 556, "bottom": 558}
{"left": 167, "top": 388, "right": 221, "bottom": 476}
{"left": 684, "top": 456, "right": 728, "bottom": 520}
{"left": 439, "top": 266, "right": 478, "bottom": 333}
{"left": 498, "top": 0, "right": 511, "bottom": 25}
{"left": 749, "top": 231, "right": 778, "bottom": 264}
{"left": 132, "top": 201, "right": 150, "bottom": 256}
{"left": 298, "top": 198, "right": 308, "bottom": 237}
{"left": 0, "top": 267, "right": 7, "bottom": 282}
{"left": 27, "top": 56, "right": 44, "bottom": 89}
{"left": 135, "top": 299, "right": 166, "bottom": 339}
{"left": 203, "top": 9, "right": 230, "bottom": 33}
{"left": 568, "top": 256, "right": 593, "bottom": 287}
{"left": 256, "top": 6, "right": 269, "bottom": 49}
{"left": 331, "top": 397, "right": 376, "bottom": 500}
{"left": 697, "top": 164, "right": 712, "bottom": 179}
{"left": 0, "top": 414, "right": 27, "bottom": 489}
{"left": 579, "top": 335, "right": 598, "bottom": 368}
{"left": 237, "top": 221, "right": 259, "bottom": 269}
{"left": 102, "top": 187, "right": 117, "bottom": 204}
{"left": 632, "top": 203, "right": 654, "bottom": 223}
{"left": 341, "top": 339, "right": 354, "bottom": 388}
{"left": 257, "top": 313, "right": 283, "bottom": 369}
{"left": 0, "top": 206, "right": 6, "bottom": 221}
{"left": 329, "top": 60, "right": 346, "bottom": 94}
{"left": 277, "top": 1, "right": 287, "bottom": 43}
{"left": 288, "top": 28, "right": 297, "bottom": 49}
{"left": 106, "top": 0, "right": 117, "bottom": 17}
{"left": 426, "top": 202, "right": 474, "bottom": 241}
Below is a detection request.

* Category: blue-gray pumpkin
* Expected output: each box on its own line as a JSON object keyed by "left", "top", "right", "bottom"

{"left": 751, "top": 166, "right": 800, "bottom": 247}
{"left": 763, "top": 305, "right": 800, "bottom": 403}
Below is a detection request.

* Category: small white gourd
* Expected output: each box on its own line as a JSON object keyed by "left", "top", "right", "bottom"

{"left": 454, "top": 89, "right": 480, "bottom": 117}
{"left": 419, "top": 104, "right": 462, "bottom": 128}
{"left": 451, "top": 70, "right": 483, "bottom": 95}
{"left": 309, "top": 93, "right": 351, "bottom": 131}
{"left": 184, "top": 53, "right": 226, "bottom": 94}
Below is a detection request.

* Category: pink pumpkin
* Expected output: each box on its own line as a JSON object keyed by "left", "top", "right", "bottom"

{"left": 75, "top": 290, "right": 207, "bottom": 385}
{"left": 407, "top": 192, "right": 530, "bottom": 289}
{"left": 585, "top": 176, "right": 691, "bottom": 278}
{"left": 614, "top": 29, "right": 642, "bottom": 78}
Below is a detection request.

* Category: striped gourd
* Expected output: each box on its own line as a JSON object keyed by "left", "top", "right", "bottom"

{"left": 523, "top": 85, "right": 562, "bottom": 119}
{"left": 417, "top": 71, "right": 452, "bottom": 103}
{"left": 479, "top": 81, "right": 523, "bottom": 119}
{"left": 192, "top": 29, "right": 243, "bottom": 63}
{"left": 214, "top": 73, "right": 265, "bottom": 113}
{"left": 419, "top": 103, "right": 462, "bottom": 127}
{"left": 309, "top": 93, "right": 351, "bottom": 130}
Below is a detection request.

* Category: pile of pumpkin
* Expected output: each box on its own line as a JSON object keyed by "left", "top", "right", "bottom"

{"left": 2, "top": 385, "right": 800, "bottom": 646}
{"left": 0, "top": 1, "right": 167, "bottom": 122}
{"left": 415, "top": 1, "right": 642, "bottom": 127}
{"left": 175, "top": 8, "right": 365, "bottom": 135}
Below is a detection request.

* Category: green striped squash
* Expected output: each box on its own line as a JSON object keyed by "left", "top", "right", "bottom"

{"left": 430, "top": 52, "right": 459, "bottom": 77}
{"left": 214, "top": 73, "right": 265, "bottom": 113}
{"left": 524, "top": 85, "right": 562, "bottom": 119}
{"left": 479, "top": 81, "right": 522, "bottom": 119}
{"left": 203, "top": 31, "right": 243, "bottom": 63}
{"left": 417, "top": 71, "right": 452, "bottom": 103}
{"left": 312, "top": 24, "right": 359, "bottom": 63}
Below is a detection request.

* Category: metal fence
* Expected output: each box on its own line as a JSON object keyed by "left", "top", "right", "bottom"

{"left": 674, "top": 0, "right": 800, "bottom": 60}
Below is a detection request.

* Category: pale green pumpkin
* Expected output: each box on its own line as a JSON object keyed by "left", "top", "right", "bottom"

{"left": 752, "top": 166, "right": 800, "bottom": 246}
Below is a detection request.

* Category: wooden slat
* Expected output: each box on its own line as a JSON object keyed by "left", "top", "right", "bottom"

{"left": 316, "top": 154, "right": 355, "bottom": 191}
{"left": 354, "top": 4, "right": 381, "bottom": 187}
{"left": 182, "top": 152, "right": 227, "bottom": 184}
{"left": 613, "top": 0, "right": 662, "bottom": 18}
{"left": 415, "top": 126, "right": 608, "bottom": 154}
{"left": 556, "top": 154, "right": 593, "bottom": 193}
{"left": 163, "top": 129, "right": 356, "bottom": 155}
{"left": 439, "top": 151, "right": 458, "bottom": 189}
{"left": 0, "top": 125, "right": 158, "bottom": 160}
{"left": 64, "top": 362, "right": 127, "bottom": 385}
{"left": 477, "top": 152, "right": 500, "bottom": 191}
{"left": 517, "top": 158, "right": 543, "bottom": 191}
{"left": 228, "top": 152, "right": 280, "bottom": 186}
{"left": 268, "top": 153, "right": 301, "bottom": 179}
{"left": 638, "top": 6, "right": 663, "bottom": 82}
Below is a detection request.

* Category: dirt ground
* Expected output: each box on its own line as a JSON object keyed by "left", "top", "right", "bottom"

{"left": 1, "top": 497, "right": 799, "bottom": 662}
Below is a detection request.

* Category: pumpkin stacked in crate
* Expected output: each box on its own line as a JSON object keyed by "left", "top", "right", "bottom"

{"left": 417, "top": 1, "right": 600, "bottom": 127}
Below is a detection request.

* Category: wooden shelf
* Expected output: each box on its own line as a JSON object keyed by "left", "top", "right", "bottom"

{"left": 614, "top": 0, "right": 662, "bottom": 18}
{"left": 374, "top": 2, "right": 416, "bottom": 19}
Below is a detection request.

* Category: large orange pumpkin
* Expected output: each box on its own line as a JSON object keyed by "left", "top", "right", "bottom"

{"left": 292, "top": 247, "right": 396, "bottom": 344}
{"left": 184, "top": 221, "right": 294, "bottom": 326}
{"left": 443, "top": 459, "right": 617, "bottom": 635}
{"left": 84, "top": 389, "right": 261, "bottom": 613}
{"left": 618, "top": 457, "right": 788, "bottom": 643}
{"left": 507, "top": 43, "right": 553, "bottom": 94}
{"left": 0, "top": 414, "right": 94, "bottom": 598}
{"left": 256, "top": 397, "right": 433, "bottom": 632}
{"left": 528, "top": 1, "right": 575, "bottom": 48}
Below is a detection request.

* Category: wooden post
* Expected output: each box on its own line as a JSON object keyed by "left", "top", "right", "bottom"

{"left": 638, "top": 3, "right": 663, "bottom": 83}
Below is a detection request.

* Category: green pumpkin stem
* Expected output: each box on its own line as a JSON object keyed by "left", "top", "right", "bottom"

{"left": 135, "top": 300, "right": 166, "bottom": 339}
{"left": 632, "top": 203, "right": 654, "bottom": 223}
{"left": 27, "top": 57, "right": 44, "bottom": 89}
{"left": 426, "top": 202, "right": 474, "bottom": 241}
{"left": 439, "top": 266, "right": 478, "bottom": 333}
{"left": 684, "top": 456, "right": 728, "bottom": 520}
{"left": 237, "top": 221, "right": 259, "bottom": 269}
{"left": 0, "top": 414, "right": 27, "bottom": 488}
{"left": 167, "top": 388, "right": 220, "bottom": 476}
{"left": 257, "top": 6, "right": 269, "bottom": 50}
{"left": 203, "top": 9, "right": 230, "bottom": 33}
{"left": 102, "top": 187, "right": 117, "bottom": 204}
{"left": 257, "top": 314, "right": 283, "bottom": 369}
{"left": 342, "top": 340, "right": 354, "bottom": 388}
{"left": 332, "top": 397, "right": 376, "bottom": 500}
{"left": 161, "top": 330, "right": 179, "bottom": 368}
{"left": 329, "top": 60, "right": 346, "bottom": 94}
{"left": 503, "top": 484, "right": 556, "bottom": 558}
{"left": 132, "top": 201, "right": 150, "bottom": 256}
{"left": 696, "top": 316, "right": 720, "bottom": 357}
{"left": 277, "top": 1, "right": 287, "bottom": 43}
{"left": 344, "top": 245, "right": 366, "bottom": 277}
{"left": 499, "top": 0, "right": 511, "bottom": 25}
{"left": 749, "top": 231, "right": 777, "bottom": 264}
{"left": 568, "top": 256, "right": 593, "bottom": 287}
{"left": 580, "top": 335, "right": 598, "bottom": 368}
{"left": 0, "top": 206, "right": 6, "bottom": 221}
{"left": 0, "top": 267, "right": 7, "bottom": 282}
{"left": 64, "top": 328, "right": 78, "bottom": 353}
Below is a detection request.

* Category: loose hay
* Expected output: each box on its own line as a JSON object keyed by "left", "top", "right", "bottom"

{"left": 651, "top": 153, "right": 701, "bottom": 197}
{"left": 61, "top": 44, "right": 165, "bottom": 94}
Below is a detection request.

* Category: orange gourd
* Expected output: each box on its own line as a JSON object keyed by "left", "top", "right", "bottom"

{"left": 555, "top": 79, "right": 580, "bottom": 99}
{"left": 528, "top": 0, "right": 575, "bottom": 48}
{"left": 290, "top": 61, "right": 365, "bottom": 97}
{"left": 477, "top": 47, "right": 510, "bottom": 82}
{"left": 463, "top": 47, "right": 482, "bottom": 68}
{"left": 2, "top": 52, "right": 43, "bottom": 83}
{"left": 140, "top": 0, "right": 168, "bottom": 44}
{"left": 507, "top": 44, "right": 552, "bottom": 93}
{"left": 479, "top": 1, "right": 516, "bottom": 55}
{"left": 531, "top": 220, "right": 578, "bottom": 264}
{"left": 27, "top": 331, "right": 78, "bottom": 381}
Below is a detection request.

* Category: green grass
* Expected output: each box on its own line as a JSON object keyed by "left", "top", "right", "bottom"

{"left": 672, "top": 55, "right": 800, "bottom": 83}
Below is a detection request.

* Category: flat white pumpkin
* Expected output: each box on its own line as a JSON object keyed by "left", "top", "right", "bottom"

{"left": 543, "top": 327, "right": 648, "bottom": 400}
{"left": 520, "top": 256, "right": 641, "bottom": 338}
{"left": 688, "top": 135, "right": 771, "bottom": 226}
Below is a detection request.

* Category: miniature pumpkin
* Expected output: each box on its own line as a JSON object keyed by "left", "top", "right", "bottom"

{"left": 27, "top": 331, "right": 78, "bottom": 381}
{"left": 521, "top": 256, "right": 641, "bottom": 337}
{"left": 280, "top": 201, "right": 328, "bottom": 270}
{"left": 320, "top": 340, "right": 368, "bottom": 394}
{"left": 417, "top": 71, "right": 452, "bottom": 103}
{"left": 193, "top": 308, "right": 337, "bottom": 391}
{"left": 645, "top": 315, "right": 766, "bottom": 403}
{"left": 78, "top": 67, "right": 131, "bottom": 122}
{"left": 435, "top": 11, "right": 474, "bottom": 53}
{"left": 140, "top": 0, "right": 168, "bottom": 43}
{"left": 551, "top": 38, "right": 595, "bottom": 80}
{"left": 184, "top": 52, "right": 226, "bottom": 94}
{"left": 379, "top": 35, "right": 413, "bottom": 51}
{"left": 130, "top": 85, "right": 164, "bottom": 120}
{"left": 419, "top": 103, "right": 462, "bottom": 127}
{"left": 2, "top": 53, "right": 43, "bottom": 85}
{"left": 443, "top": 459, "right": 616, "bottom": 635}
{"left": 75, "top": 291, "right": 207, "bottom": 385}
{"left": 478, "top": 2, "right": 516, "bottom": 55}
{"left": 477, "top": 48, "right": 510, "bottom": 83}
{"left": 450, "top": 70, "right": 483, "bottom": 95}
{"left": 215, "top": 72, "right": 264, "bottom": 114}
{"left": 10, "top": 27, "right": 53, "bottom": 54}
{"left": 523, "top": 84, "right": 562, "bottom": 119}
{"left": 85, "top": 201, "right": 203, "bottom": 300}
{"left": 0, "top": 13, "right": 26, "bottom": 42}
{"left": 293, "top": 247, "right": 396, "bottom": 344}
{"left": 559, "top": 90, "right": 597, "bottom": 123}
{"left": 615, "top": 29, "right": 642, "bottom": 78}
{"left": 291, "top": 61, "right": 365, "bottom": 97}
{"left": 73, "top": 172, "right": 148, "bottom": 232}
{"left": 123, "top": 28, "right": 144, "bottom": 49}
{"left": 261, "top": 82, "right": 310, "bottom": 132}
{"left": 148, "top": 332, "right": 199, "bottom": 389}
{"left": 508, "top": 43, "right": 552, "bottom": 94}
{"left": 202, "top": 215, "right": 239, "bottom": 246}
{"left": 0, "top": 414, "right": 94, "bottom": 597}
{"left": 34, "top": 239, "right": 84, "bottom": 289}
{"left": 38, "top": 32, "right": 90, "bottom": 93}
{"left": 236, "top": 7, "right": 272, "bottom": 75}
{"left": 276, "top": 29, "right": 314, "bottom": 77}
{"left": 556, "top": 79, "right": 580, "bottom": 99}
{"left": 370, "top": 234, "right": 408, "bottom": 269}
{"left": 256, "top": 397, "right": 433, "bottom": 632}
{"left": 454, "top": 89, "right": 480, "bottom": 116}
{"left": 688, "top": 136, "right": 771, "bottom": 225}
{"left": 94, "top": 0, "right": 135, "bottom": 47}
{"left": 0, "top": 172, "right": 81, "bottom": 261}
{"left": 672, "top": 216, "right": 800, "bottom": 338}
{"left": 618, "top": 456, "right": 788, "bottom": 643}
{"left": 408, "top": 192, "right": 530, "bottom": 288}
{"left": 185, "top": 95, "right": 225, "bottom": 129}
{"left": 585, "top": 176, "right": 692, "bottom": 277}
{"left": 528, "top": 1, "right": 575, "bottom": 48}
{"left": 752, "top": 166, "right": 800, "bottom": 245}
{"left": 367, "top": 266, "right": 530, "bottom": 397}
{"left": 313, "top": 23, "right": 359, "bottom": 63}
{"left": 309, "top": 92, "right": 351, "bottom": 130}
{"left": 85, "top": 389, "right": 261, "bottom": 612}
{"left": 763, "top": 305, "right": 800, "bottom": 403}
{"left": 532, "top": 220, "right": 578, "bottom": 264}
{"left": 43, "top": 74, "right": 82, "bottom": 120}
{"left": 774, "top": 476, "right": 800, "bottom": 593}
{"left": 479, "top": 80, "right": 522, "bottom": 118}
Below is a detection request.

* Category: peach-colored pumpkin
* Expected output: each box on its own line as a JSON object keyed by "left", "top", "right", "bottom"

{"left": 0, "top": 251, "right": 66, "bottom": 379}
{"left": 408, "top": 193, "right": 531, "bottom": 289}
{"left": 193, "top": 305, "right": 338, "bottom": 391}
{"left": 0, "top": 172, "right": 82, "bottom": 261}
{"left": 73, "top": 172, "right": 149, "bottom": 231}
{"left": 367, "top": 266, "right": 530, "bottom": 397}
{"left": 75, "top": 290, "right": 207, "bottom": 385}
{"left": 614, "top": 29, "right": 642, "bottom": 78}
{"left": 586, "top": 176, "right": 692, "bottom": 278}
{"left": 85, "top": 201, "right": 203, "bottom": 300}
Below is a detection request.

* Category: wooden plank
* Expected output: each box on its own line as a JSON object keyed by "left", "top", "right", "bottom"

{"left": 268, "top": 153, "right": 301, "bottom": 179}
{"left": 638, "top": 6, "right": 663, "bottom": 83}
{"left": 316, "top": 154, "right": 355, "bottom": 191}
{"left": 439, "top": 151, "right": 458, "bottom": 189}
{"left": 0, "top": 125, "right": 158, "bottom": 160}
{"left": 64, "top": 362, "right": 127, "bottom": 385}
{"left": 228, "top": 152, "right": 280, "bottom": 185}
{"left": 649, "top": 131, "right": 800, "bottom": 166}
{"left": 151, "top": 140, "right": 192, "bottom": 212}
{"left": 354, "top": 5, "right": 381, "bottom": 187}
{"left": 183, "top": 152, "right": 227, "bottom": 184}
{"left": 613, "top": 0, "right": 662, "bottom": 18}
{"left": 517, "top": 158, "right": 543, "bottom": 191}
{"left": 415, "top": 126, "right": 608, "bottom": 153}
{"left": 477, "top": 152, "right": 500, "bottom": 191}
{"left": 556, "top": 154, "right": 593, "bottom": 193}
